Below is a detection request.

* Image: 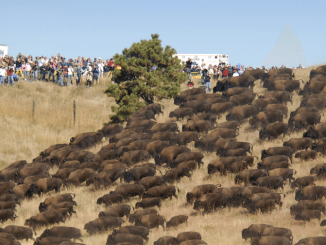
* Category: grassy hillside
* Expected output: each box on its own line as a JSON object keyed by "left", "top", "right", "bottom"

{"left": 0, "top": 66, "right": 325, "bottom": 245}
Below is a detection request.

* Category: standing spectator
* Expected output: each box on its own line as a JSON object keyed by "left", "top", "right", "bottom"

{"left": 222, "top": 65, "right": 229, "bottom": 78}
{"left": 40, "top": 63, "right": 48, "bottom": 81}
{"left": 15, "top": 58, "right": 22, "bottom": 76}
{"left": 103, "top": 62, "right": 110, "bottom": 78}
{"left": 98, "top": 58, "right": 104, "bottom": 80}
{"left": 108, "top": 58, "right": 114, "bottom": 67}
{"left": 32, "top": 62, "right": 38, "bottom": 81}
{"left": 76, "top": 64, "right": 83, "bottom": 86}
{"left": 56, "top": 65, "right": 64, "bottom": 86}
{"left": 86, "top": 66, "right": 93, "bottom": 88}
{"left": 63, "top": 65, "right": 68, "bottom": 85}
{"left": 26, "top": 62, "right": 31, "bottom": 81}
{"left": 67, "top": 65, "right": 73, "bottom": 86}
{"left": 228, "top": 64, "right": 233, "bottom": 77}
{"left": 21, "top": 62, "right": 27, "bottom": 80}
{"left": 185, "top": 58, "right": 192, "bottom": 80}
{"left": 233, "top": 69, "right": 239, "bottom": 77}
{"left": 205, "top": 74, "right": 211, "bottom": 93}
{"left": 0, "top": 65, "right": 5, "bottom": 85}
{"left": 6, "top": 67, "right": 14, "bottom": 85}
{"left": 208, "top": 64, "right": 214, "bottom": 77}
{"left": 238, "top": 65, "right": 245, "bottom": 75}
{"left": 92, "top": 65, "right": 99, "bottom": 85}
{"left": 8, "top": 56, "right": 15, "bottom": 69}
{"left": 48, "top": 62, "right": 55, "bottom": 82}
{"left": 201, "top": 63, "right": 207, "bottom": 70}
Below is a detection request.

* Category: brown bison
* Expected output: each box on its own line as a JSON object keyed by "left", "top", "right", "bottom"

{"left": 135, "top": 214, "right": 165, "bottom": 230}
{"left": 169, "top": 108, "right": 194, "bottom": 120}
{"left": 166, "top": 215, "right": 188, "bottom": 228}
{"left": 154, "top": 146, "right": 191, "bottom": 166}
{"left": 259, "top": 122, "right": 288, "bottom": 140}
{"left": 249, "top": 110, "right": 284, "bottom": 128}
{"left": 143, "top": 185, "right": 179, "bottom": 200}
{"left": 261, "top": 147, "right": 293, "bottom": 160}
{"left": 226, "top": 105, "right": 259, "bottom": 122}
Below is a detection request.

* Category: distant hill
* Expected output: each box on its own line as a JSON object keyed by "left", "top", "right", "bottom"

{"left": 262, "top": 25, "right": 306, "bottom": 68}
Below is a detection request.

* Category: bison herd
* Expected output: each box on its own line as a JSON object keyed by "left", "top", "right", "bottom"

{"left": 0, "top": 65, "right": 326, "bottom": 244}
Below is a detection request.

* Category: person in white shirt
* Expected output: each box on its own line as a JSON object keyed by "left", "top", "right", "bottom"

{"left": 67, "top": 65, "right": 73, "bottom": 86}
{"left": 98, "top": 58, "right": 104, "bottom": 79}
{"left": 0, "top": 65, "right": 6, "bottom": 85}
{"left": 26, "top": 63, "right": 31, "bottom": 81}
{"left": 233, "top": 70, "right": 239, "bottom": 77}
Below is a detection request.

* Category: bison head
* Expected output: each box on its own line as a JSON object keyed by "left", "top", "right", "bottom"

{"left": 234, "top": 175, "right": 241, "bottom": 184}
{"left": 310, "top": 167, "right": 317, "bottom": 175}
{"left": 123, "top": 171, "right": 134, "bottom": 183}
{"left": 135, "top": 202, "right": 141, "bottom": 209}
{"left": 34, "top": 238, "right": 41, "bottom": 245}
{"left": 154, "top": 154, "right": 164, "bottom": 166}
{"left": 96, "top": 198, "right": 103, "bottom": 205}
{"left": 24, "top": 218, "right": 34, "bottom": 227}
{"left": 193, "top": 200, "right": 202, "bottom": 210}
{"left": 261, "top": 150, "right": 268, "bottom": 159}
{"left": 257, "top": 162, "right": 263, "bottom": 169}
{"left": 207, "top": 164, "right": 216, "bottom": 175}
{"left": 320, "top": 220, "right": 326, "bottom": 226}
{"left": 303, "top": 127, "right": 318, "bottom": 139}
{"left": 38, "top": 202, "right": 47, "bottom": 212}
{"left": 186, "top": 192, "right": 194, "bottom": 203}
{"left": 295, "top": 189, "right": 304, "bottom": 201}
{"left": 241, "top": 228, "right": 251, "bottom": 240}
{"left": 39, "top": 229, "right": 50, "bottom": 238}
{"left": 259, "top": 130, "right": 267, "bottom": 140}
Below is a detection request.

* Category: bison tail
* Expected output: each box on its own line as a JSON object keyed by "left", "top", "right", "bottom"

{"left": 216, "top": 184, "right": 222, "bottom": 187}
{"left": 34, "top": 230, "right": 37, "bottom": 236}
{"left": 250, "top": 144, "right": 253, "bottom": 152}
{"left": 176, "top": 186, "right": 180, "bottom": 193}
{"left": 161, "top": 104, "right": 165, "bottom": 109}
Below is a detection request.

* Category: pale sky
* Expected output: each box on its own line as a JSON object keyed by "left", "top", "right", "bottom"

{"left": 2, "top": 0, "right": 325, "bottom": 67}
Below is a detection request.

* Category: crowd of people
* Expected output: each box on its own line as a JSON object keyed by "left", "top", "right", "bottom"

{"left": 0, "top": 54, "right": 117, "bottom": 87}
{"left": 184, "top": 57, "right": 305, "bottom": 92}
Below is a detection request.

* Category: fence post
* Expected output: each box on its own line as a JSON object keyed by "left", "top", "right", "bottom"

{"left": 73, "top": 100, "right": 76, "bottom": 127}
{"left": 33, "top": 100, "right": 35, "bottom": 119}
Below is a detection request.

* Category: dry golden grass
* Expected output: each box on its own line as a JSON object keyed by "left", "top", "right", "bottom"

{"left": 1, "top": 65, "right": 326, "bottom": 245}
{"left": 0, "top": 80, "right": 115, "bottom": 168}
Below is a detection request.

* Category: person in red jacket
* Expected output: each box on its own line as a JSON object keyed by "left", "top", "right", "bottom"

{"left": 222, "top": 66, "right": 229, "bottom": 78}
{"left": 6, "top": 67, "right": 14, "bottom": 85}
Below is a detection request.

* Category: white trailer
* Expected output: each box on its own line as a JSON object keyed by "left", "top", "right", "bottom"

{"left": 0, "top": 44, "right": 8, "bottom": 58}
{"left": 173, "top": 53, "right": 229, "bottom": 66}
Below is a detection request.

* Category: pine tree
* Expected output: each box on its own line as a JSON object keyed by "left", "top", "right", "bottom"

{"left": 105, "top": 34, "right": 187, "bottom": 123}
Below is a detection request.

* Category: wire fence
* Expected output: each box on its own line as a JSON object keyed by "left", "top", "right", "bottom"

{"left": 0, "top": 97, "right": 111, "bottom": 130}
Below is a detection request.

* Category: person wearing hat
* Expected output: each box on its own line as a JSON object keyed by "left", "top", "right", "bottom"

{"left": 0, "top": 65, "right": 5, "bottom": 85}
